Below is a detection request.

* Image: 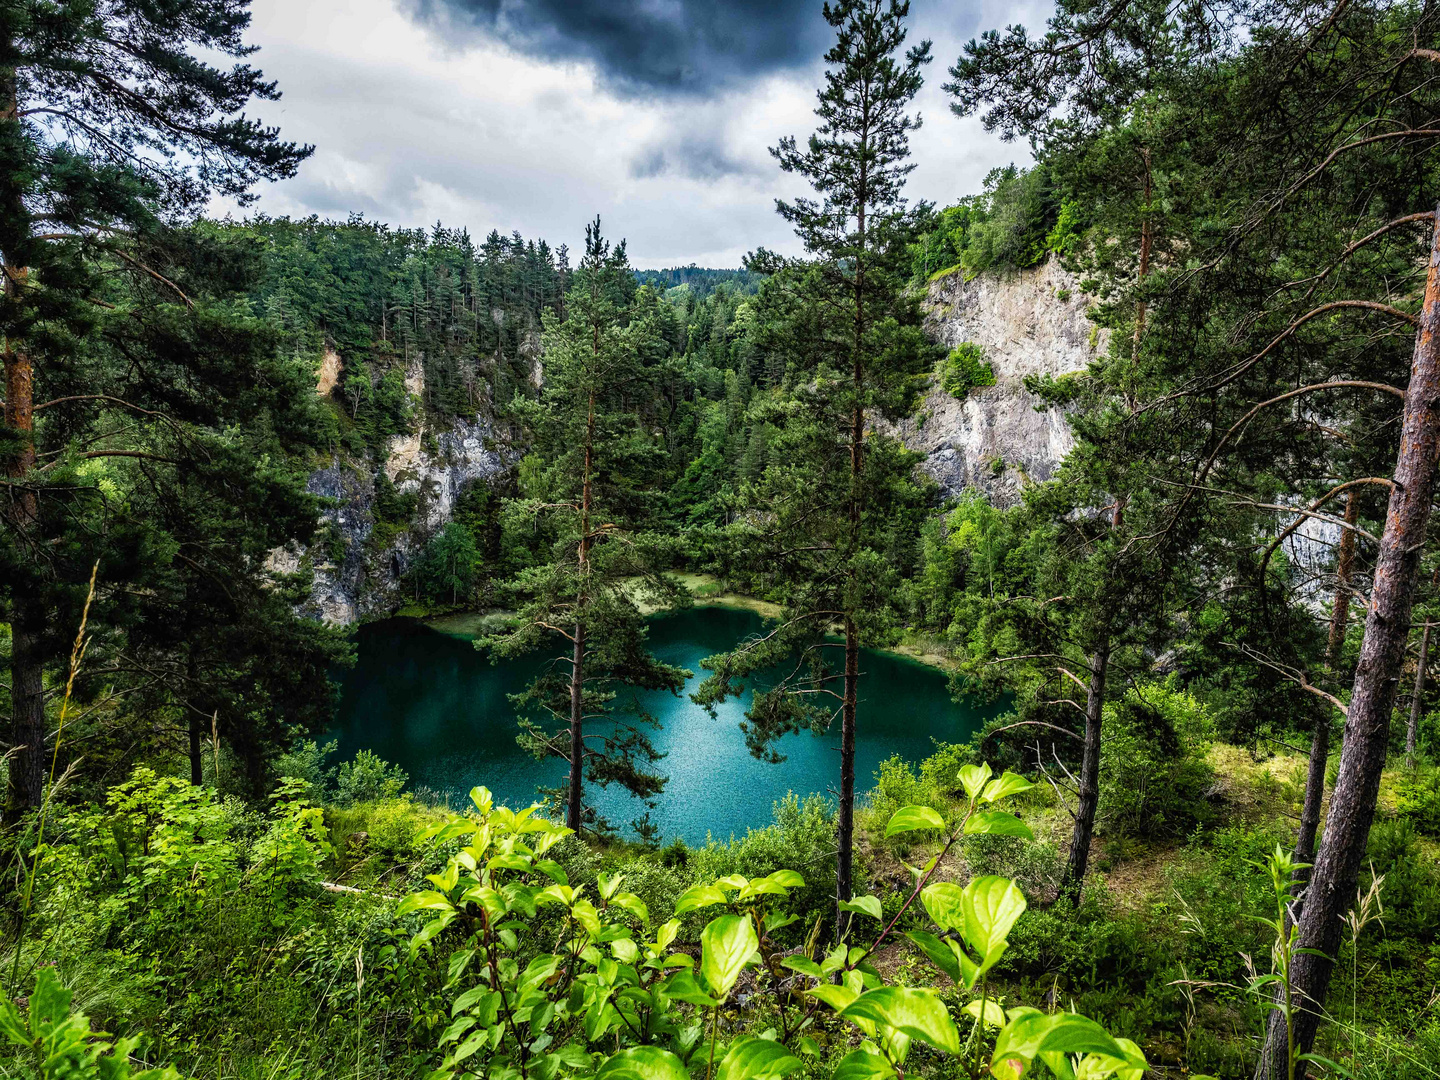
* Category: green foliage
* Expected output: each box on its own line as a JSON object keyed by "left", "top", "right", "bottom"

{"left": 940, "top": 343, "right": 996, "bottom": 398}
{"left": 0, "top": 968, "right": 179, "bottom": 1080}
{"left": 413, "top": 522, "right": 481, "bottom": 607}
{"left": 1393, "top": 764, "right": 1440, "bottom": 837}
{"left": 401, "top": 769, "right": 1143, "bottom": 1080}
{"left": 335, "top": 749, "right": 409, "bottom": 806}
{"left": 909, "top": 165, "right": 1072, "bottom": 282}
{"left": 1097, "top": 682, "right": 1216, "bottom": 840}
{"left": 690, "top": 794, "right": 838, "bottom": 922}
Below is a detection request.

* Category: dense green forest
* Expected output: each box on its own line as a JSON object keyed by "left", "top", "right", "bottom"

{"left": 2, "top": 1, "right": 1440, "bottom": 1079}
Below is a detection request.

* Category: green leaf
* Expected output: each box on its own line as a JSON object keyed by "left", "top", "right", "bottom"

{"left": 982, "top": 771, "right": 1035, "bottom": 804}
{"left": 963, "top": 812, "right": 1034, "bottom": 840}
{"left": 958, "top": 876, "right": 1027, "bottom": 970}
{"left": 715, "top": 1037, "right": 803, "bottom": 1080}
{"left": 886, "top": 805, "right": 945, "bottom": 836}
{"left": 700, "top": 914, "right": 759, "bottom": 999}
{"left": 396, "top": 890, "right": 454, "bottom": 917}
{"left": 905, "top": 930, "right": 961, "bottom": 984}
{"left": 594, "top": 1046, "right": 691, "bottom": 1080}
{"left": 662, "top": 970, "right": 719, "bottom": 1007}
{"left": 958, "top": 763, "right": 993, "bottom": 801}
{"left": 963, "top": 999, "right": 1007, "bottom": 1029}
{"left": 841, "top": 988, "right": 961, "bottom": 1055}
{"left": 990, "top": 1012, "right": 1124, "bottom": 1076}
{"left": 767, "top": 870, "right": 805, "bottom": 889}
{"left": 831, "top": 1048, "right": 894, "bottom": 1080}
{"left": 838, "top": 895, "right": 883, "bottom": 921}
{"left": 781, "top": 956, "right": 823, "bottom": 979}
{"left": 675, "top": 883, "right": 728, "bottom": 915}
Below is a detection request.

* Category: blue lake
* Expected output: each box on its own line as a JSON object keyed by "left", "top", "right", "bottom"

{"left": 331, "top": 606, "right": 1004, "bottom": 843}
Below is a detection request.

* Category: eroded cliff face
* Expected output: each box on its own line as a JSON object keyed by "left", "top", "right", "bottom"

{"left": 282, "top": 352, "right": 516, "bottom": 625}
{"left": 894, "top": 258, "right": 1100, "bottom": 504}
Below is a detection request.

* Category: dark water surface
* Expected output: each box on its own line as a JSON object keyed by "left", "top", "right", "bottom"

{"left": 331, "top": 607, "right": 1005, "bottom": 844}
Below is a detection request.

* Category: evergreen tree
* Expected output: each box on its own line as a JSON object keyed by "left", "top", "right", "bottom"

{"left": 0, "top": 0, "right": 327, "bottom": 812}
{"left": 485, "top": 219, "right": 688, "bottom": 837}
{"left": 694, "top": 0, "right": 939, "bottom": 934}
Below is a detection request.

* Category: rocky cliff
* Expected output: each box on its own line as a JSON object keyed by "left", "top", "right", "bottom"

{"left": 894, "top": 257, "right": 1100, "bottom": 505}
{"left": 281, "top": 354, "right": 514, "bottom": 625}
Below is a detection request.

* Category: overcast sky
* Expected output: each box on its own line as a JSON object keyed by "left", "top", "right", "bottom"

{"left": 221, "top": 0, "right": 1043, "bottom": 268}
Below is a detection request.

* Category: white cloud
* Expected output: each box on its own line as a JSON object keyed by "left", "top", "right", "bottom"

{"left": 220, "top": 0, "right": 1038, "bottom": 266}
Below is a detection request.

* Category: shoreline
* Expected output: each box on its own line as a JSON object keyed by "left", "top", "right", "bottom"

{"left": 416, "top": 572, "right": 958, "bottom": 674}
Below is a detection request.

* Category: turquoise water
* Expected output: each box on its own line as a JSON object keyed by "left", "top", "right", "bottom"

{"left": 331, "top": 607, "right": 1005, "bottom": 843}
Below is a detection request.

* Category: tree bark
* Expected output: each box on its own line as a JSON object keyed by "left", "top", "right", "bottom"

{"left": 835, "top": 617, "right": 858, "bottom": 937}
{"left": 1061, "top": 644, "right": 1108, "bottom": 898}
{"left": 1407, "top": 622, "right": 1430, "bottom": 768}
{"left": 1257, "top": 206, "right": 1440, "bottom": 1079}
{"left": 567, "top": 622, "right": 585, "bottom": 832}
{"left": 1292, "top": 492, "right": 1359, "bottom": 893}
{"left": 189, "top": 710, "right": 204, "bottom": 786}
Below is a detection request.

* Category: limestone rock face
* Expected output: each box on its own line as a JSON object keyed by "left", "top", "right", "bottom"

{"left": 891, "top": 258, "right": 1100, "bottom": 505}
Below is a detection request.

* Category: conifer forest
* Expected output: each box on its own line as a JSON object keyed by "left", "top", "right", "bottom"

{"left": 4, "top": 0, "right": 1440, "bottom": 1078}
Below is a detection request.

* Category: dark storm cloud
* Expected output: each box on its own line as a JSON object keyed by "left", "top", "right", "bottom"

{"left": 399, "top": 0, "right": 828, "bottom": 94}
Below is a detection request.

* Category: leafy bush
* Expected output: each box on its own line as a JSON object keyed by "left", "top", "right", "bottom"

{"left": 402, "top": 768, "right": 1147, "bottom": 1080}
{"left": 1098, "top": 680, "right": 1216, "bottom": 840}
{"left": 691, "top": 793, "right": 837, "bottom": 920}
{"left": 1394, "top": 763, "right": 1440, "bottom": 836}
{"left": 940, "top": 343, "right": 996, "bottom": 398}
{"left": 275, "top": 738, "right": 338, "bottom": 799}
{"left": 334, "top": 749, "right": 408, "bottom": 805}
{"left": 0, "top": 968, "right": 179, "bottom": 1080}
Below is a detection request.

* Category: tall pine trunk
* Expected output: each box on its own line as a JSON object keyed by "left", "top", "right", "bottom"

{"left": 2, "top": 62, "right": 45, "bottom": 819}
{"left": 836, "top": 618, "right": 858, "bottom": 936}
{"left": 566, "top": 387, "right": 597, "bottom": 834}
{"left": 1407, "top": 622, "right": 1430, "bottom": 768}
{"left": 1061, "top": 645, "right": 1108, "bottom": 897}
{"left": 1257, "top": 206, "right": 1440, "bottom": 1078}
{"left": 1292, "top": 492, "right": 1359, "bottom": 895}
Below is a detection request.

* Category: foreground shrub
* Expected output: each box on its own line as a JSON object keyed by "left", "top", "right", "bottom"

{"left": 402, "top": 766, "right": 1148, "bottom": 1080}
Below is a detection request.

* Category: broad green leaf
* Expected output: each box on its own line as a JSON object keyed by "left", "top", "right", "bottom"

{"left": 958, "top": 763, "right": 993, "bottom": 801}
{"left": 715, "top": 1037, "right": 803, "bottom": 1080}
{"left": 594, "top": 1046, "right": 691, "bottom": 1080}
{"left": 831, "top": 1048, "right": 893, "bottom": 1080}
{"left": 959, "top": 876, "right": 1027, "bottom": 970}
{"left": 675, "top": 883, "right": 728, "bottom": 915}
{"left": 662, "top": 968, "right": 719, "bottom": 1006}
{"left": 701, "top": 914, "right": 758, "bottom": 999}
{"left": 990, "top": 1012, "right": 1125, "bottom": 1077}
{"left": 905, "top": 930, "right": 961, "bottom": 984}
{"left": 921, "top": 882, "right": 966, "bottom": 932}
{"left": 396, "top": 890, "right": 454, "bottom": 917}
{"left": 781, "top": 956, "right": 823, "bottom": 979}
{"left": 963, "top": 999, "right": 1007, "bottom": 1029}
{"left": 838, "top": 895, "right": 883, "bottom": 921}
{"left": 805, "top": 983, "right": 858, "bottom": 1014}
{"left": 886, "top": 805, "right": 945, "bottom": 836}
{"left": 841, "top": 987, "right": 961, "bottom": 1055}
{"left": 468, "top": 785, "right": 493, "bottom": 814}
{"left": 767, "top": 869, "right": 805, "bottom": 889}
{"left": 983, "top": 771, "right": 1036, "bottom": 804}
{"left": 963, "top": 812, "right": 1034, "bottom": 840}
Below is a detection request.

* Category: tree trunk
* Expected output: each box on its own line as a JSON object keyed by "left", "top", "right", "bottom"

{"left": 1292, "top": 492, "right": 1359, "bottom": 893}
{"left": 835, "top": 618, "right": 859, "bottom": 937}
{"left": 567, "top": 622, "right": 585, "bottom": 832}
{"left": 1407, "top": 623, "right": 1430, "bottom": 768}
{"left": 1061, "top": 644, "right": 1108, "bottom": 899}
{"left": 1257, "top": 206, "right": 1440, "bottom": 1079}
{"left": 189, "top": 710, "right": 204, "bottom": 786}
{"left": 3, "top": 255, "right": 40, "bottom": 817}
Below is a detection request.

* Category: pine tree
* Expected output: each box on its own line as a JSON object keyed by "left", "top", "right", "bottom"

{"left": 693, "top": 0, "right": 938, "bottom": 935}
{"left": 0, "top": 0, "right": 315, "bottom": 813}
{"left": 485, "top": 218, "right": 689, "bottom": 837}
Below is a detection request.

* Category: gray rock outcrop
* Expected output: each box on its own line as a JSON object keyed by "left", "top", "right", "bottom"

{"left": 893, "top": 258, "right": 1100, "bottom": 504}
